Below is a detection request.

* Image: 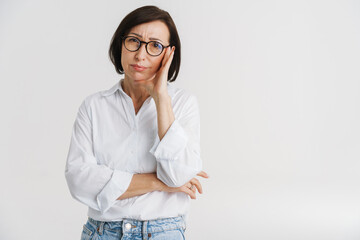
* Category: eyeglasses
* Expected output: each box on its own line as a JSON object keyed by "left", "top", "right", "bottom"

{"left": 122, "top": 36, "right": 170, "bottom": 56}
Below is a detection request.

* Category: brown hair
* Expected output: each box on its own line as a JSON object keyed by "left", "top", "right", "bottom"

{"left": 108, "top": 6, "right": 181, "bottom": 82}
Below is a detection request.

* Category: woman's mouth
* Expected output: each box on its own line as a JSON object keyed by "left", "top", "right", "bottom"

{"left": 131, "top": 64, "right": 147, "bottom": 72}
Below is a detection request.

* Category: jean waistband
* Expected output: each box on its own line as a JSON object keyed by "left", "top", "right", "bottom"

{"left": 87, "top": 215, "right": 186, "bottom": 234}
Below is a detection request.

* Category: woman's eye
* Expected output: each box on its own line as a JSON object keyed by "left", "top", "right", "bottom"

{"left": 152, "top": 42, "right": 162, "bottom": 49}
{"left": 129, "top": 38, "right": 138, "bottom": 42}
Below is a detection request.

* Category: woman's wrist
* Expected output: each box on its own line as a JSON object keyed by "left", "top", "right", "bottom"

{"left": 151, "top": 173, "right": 165, "bottom": 192}
{"left": 153, "top": 93, "right": 171, "bottom": 105}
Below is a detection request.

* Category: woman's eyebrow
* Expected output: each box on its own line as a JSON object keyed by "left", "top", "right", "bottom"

{"left": 129, "top": 32, "right": 163, "bottom": 42}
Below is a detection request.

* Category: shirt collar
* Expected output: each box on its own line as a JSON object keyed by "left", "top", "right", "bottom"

{"left": 101, "top": 78, "right": 175, "bottom": 102}
{"left": 101, "top": 79, "right": 122, "bottom": 97}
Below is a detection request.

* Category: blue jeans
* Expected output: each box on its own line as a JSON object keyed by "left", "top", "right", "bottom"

{"left": 81, "top": 216, "right": 186, "bottom": 240}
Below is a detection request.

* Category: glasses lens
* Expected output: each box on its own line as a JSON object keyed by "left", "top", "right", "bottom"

{"left": 124, "top": 37, "right": 140, "bottom": 51}
{"left": 147, "top": 41, "right": 163, "bottom": 56}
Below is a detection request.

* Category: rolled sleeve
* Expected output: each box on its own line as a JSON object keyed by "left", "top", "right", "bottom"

{"left": 149, "top": 119, "right": 188, "bottom": 161}
{"left": 96, "top": 169, "right": 134, "bottom": 214}
{"left": 65, "top": 97, "right": 134, "bottom": 214}
{"left": 149, "top": 94, "right": 202, "bottom": 187}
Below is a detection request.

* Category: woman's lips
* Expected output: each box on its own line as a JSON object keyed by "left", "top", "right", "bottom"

{"left": 131, "top": 64, "right": 147, "bottom": 72}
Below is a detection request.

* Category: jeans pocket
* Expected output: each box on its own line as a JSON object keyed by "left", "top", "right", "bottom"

{"left": 179, "top": 228, "right": 186, "bottom": 240}
{"left": 151, "top": 228, "right": 185, "bottom": 240}
{"left": 81, "top": 222, "right": 96, "bottom": 240}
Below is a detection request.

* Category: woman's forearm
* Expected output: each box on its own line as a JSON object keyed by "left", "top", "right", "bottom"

{"left": 117, "top": 173, "right": 163, "bottom": 200}
{"left": 117, "top": 171, "right": 205, "bottom": 200}
{"left": 117, "top": 94, "right": 176, "bottom": 200}
{"left": 154, "top": 93, "right": 175, "bottom": 141}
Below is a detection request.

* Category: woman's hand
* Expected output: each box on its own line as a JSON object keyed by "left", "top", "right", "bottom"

{"left": 160, "top": 171, "right": 210, "bottom": 199}
{"left": 141, "top": 46, "right": 175, "bottom": 99}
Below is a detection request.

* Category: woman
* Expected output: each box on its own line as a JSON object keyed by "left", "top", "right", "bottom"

{"left": 65, "top": 5, "right": 208, "bottom": 240}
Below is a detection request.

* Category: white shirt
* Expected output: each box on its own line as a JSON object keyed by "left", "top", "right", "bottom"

{"left": 65, "top": 78, "right": 202, "bottom": 221}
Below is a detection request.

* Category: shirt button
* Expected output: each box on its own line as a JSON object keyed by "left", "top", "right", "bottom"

{"left": 125, "top": 223, "right": 132, "bottom": 230}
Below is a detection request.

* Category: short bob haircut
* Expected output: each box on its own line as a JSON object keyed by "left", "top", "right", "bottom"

{"left": 108, "top": 6, "right": 181, "bottom": 82}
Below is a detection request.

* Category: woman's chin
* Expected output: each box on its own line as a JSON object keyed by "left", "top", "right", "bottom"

{"left": 132, "top": 75, "right": 155, "bottom": 83}
{"left": 133, "top": 78, "right": 150, "bottom": 83}
{"left": 126, "top": 72, "right": 155, "bottom": 83}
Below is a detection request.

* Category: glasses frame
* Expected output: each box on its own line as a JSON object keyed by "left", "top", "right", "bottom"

{"left": 122, "top": 36, "right": 171, "bottom": 57}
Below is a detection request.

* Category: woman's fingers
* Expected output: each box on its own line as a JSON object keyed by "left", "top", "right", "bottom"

{"left": 161, "top": 46, "right": 175, "bottom": 71}
{"left": 166, "top": 172, "right": 210, "bottom": 199}
{"left": 182, "top": 185, "right": 196, "bottom": 199}
{"left": 197, "top": 171, "right": 210, "bottom": 178}
{"left": 190, "top": 178, "right": 202, "bottom": 194}
{"left": 186, "top": 182, "right": 196, "bottom": 195}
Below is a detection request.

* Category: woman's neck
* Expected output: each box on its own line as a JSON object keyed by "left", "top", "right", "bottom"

{"left": 121, "top": 77, "right": 151, "bottom": 104}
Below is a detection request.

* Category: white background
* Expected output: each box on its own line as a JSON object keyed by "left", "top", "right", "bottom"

{"left": 1, "top": 0, "right": 360, "bottom": 239}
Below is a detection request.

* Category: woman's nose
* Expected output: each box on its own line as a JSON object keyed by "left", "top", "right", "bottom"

{"left": 135, "top": 43, "right": 147, "bottom": 60}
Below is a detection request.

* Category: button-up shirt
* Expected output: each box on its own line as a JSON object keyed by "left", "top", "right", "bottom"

{"left": 65, "top": 78, "right": 202, "bottom": 221}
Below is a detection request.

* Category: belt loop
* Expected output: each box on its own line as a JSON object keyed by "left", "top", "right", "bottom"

{"left": 180, "top": 215, "right": 187, "bottom": 230}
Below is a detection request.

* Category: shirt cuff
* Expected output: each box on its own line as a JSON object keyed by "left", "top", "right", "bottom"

{"left": 149, "top": 119, "right": 188, "bottom": 161}
{"left": 96, "top": 169, "right": 134, "bottom": 214}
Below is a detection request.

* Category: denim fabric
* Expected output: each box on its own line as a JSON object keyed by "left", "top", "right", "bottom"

{"left": 80, "top": 215, "right": 186, "bottom": 240}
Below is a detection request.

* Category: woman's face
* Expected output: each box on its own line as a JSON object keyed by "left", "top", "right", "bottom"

{"left": 121, "top": 20, "right": 170, "bottom": 84}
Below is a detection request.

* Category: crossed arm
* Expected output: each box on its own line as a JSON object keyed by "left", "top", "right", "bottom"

{"left": 65, "top": 83, "right": 207, "bottom": 213}
{"left": 118, "top": 94, "right": 209, "bottom": 201}
{"left": 117, "top": 171, "right": 209, "bottom": 200}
